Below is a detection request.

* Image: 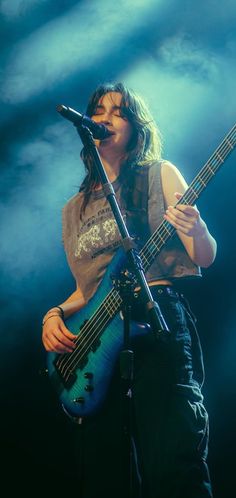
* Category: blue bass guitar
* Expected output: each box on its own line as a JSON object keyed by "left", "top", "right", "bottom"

{"left": 47, "top": 123, "right": 236, "bottom": 418}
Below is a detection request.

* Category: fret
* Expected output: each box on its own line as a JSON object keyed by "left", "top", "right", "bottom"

{"left": 185, "top": 185, "right": 199, "bottom": 200}
{"left": 103, "top": 300, "right": 116, "bottom": 317}
{"left": 195, "top": 176, "right": 207, "bottom": 188}
{"left": 216, "top": 152, "right": 224, "bottom": 163}
{"left": 105, "top": 291, "right": 121, "bottom": 313}
{"left": 205, "top": 164, "right": 216, "bottom": 175}
{"left": 140, "top": 253, "right": 149, "bottom": 268}
{"left": 161, "top": 221, "right": 174, "bottom": 237}
{"left": 225, "top": 138, "right": 234, "bottom": 150}
{"left": 158, "top": 233, "right": 166, "bottom": 243}
{"left": 149, "top": 238, "right": 161, "bottom": 249}
{"left": 227, "top": 141, "right": 234, "bottom": 149}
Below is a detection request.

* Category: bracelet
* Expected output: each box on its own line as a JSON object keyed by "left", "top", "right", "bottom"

{"left": 42, "top": 306, "right": 64, "bottom": 327}
{"left": 42, "top": 314, "right": 62, "bottom": 327}
{"left": 54, "top": 306, "right": 65, "bottom": 320}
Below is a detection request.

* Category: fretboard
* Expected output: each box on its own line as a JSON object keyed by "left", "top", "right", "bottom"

{"left": 140, "top": 123, "right": 236, "bottom": 272}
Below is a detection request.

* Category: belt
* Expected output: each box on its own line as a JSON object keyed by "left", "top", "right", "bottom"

{"left": 150, "top": 285, "right": 181, "bottom": 299}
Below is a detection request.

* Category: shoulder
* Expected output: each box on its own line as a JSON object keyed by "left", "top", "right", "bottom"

{"left": 160, "top": 160, "right": 187, "bottom": 185}
{"left": 160, "top": 159, "right": 183, "bottom": 177}
{"left": 63, "top": 191, "right": 83, "bottom": 208}
{"left": 133, "top": 160, "right": 163, "bottom": 181}
{"left": 62, "top": 191, "right": 84, "bottom": 219}
{"left": 160, "top": 160, "right": 188, "bottom": 206}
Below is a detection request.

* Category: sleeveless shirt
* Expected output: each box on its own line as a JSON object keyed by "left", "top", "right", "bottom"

{"left": 62, "top": 161, "right": 201, "bottom": 302}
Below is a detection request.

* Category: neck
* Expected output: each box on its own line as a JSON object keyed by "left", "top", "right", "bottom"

{"left": 97, "top": 151, "right": 125, "bottom": 182}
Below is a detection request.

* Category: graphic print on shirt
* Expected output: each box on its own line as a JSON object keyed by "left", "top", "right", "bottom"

{"left": 75, "top": 206, "right": 122, "bottom": 259}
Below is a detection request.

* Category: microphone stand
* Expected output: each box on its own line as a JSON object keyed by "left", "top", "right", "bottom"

{"left": 77, "top": 125, "right": 170, "bottom": 498}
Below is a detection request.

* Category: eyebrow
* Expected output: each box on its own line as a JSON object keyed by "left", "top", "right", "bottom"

{"left": 95, "top": 104, "right": 122, "bottom": 110}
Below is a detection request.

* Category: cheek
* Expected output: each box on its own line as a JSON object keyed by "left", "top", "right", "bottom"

{"left": 121, "top": 123, "right": 133, "bottom": 143}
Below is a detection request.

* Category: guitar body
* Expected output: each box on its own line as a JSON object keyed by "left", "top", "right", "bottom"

{"left": 47, "top": 249, "right": 149, "bottom": 418}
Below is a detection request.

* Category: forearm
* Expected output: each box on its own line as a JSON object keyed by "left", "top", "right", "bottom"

{"left": 59, "top": 287, "right": 86, "bottom": 319}
{"left": 44, "top": 287, "right": 86, "bottom": 322}
{"left": 179, "top": 220, "right": 217, "bottom": 268}
{"left": 161, "top": 162, "right": 217, "bottom": 268}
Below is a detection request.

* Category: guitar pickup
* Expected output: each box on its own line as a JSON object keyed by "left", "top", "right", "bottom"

{"left": 54, "top": 361, "right": 77, "bottom": 389}
{"left": 91, "top": 339, "right": 101, "bottom": 352}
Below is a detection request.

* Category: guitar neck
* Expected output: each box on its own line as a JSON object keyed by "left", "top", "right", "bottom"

{"left": 140, "top": 123, "right": 236, "bottom": 273}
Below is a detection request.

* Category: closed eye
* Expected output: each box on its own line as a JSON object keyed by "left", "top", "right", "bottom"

{"left": 92, "top": 105, "right": 127, "bottom": 119}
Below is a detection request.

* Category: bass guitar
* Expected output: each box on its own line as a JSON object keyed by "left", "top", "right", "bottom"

{"left": 47, "top": 123, "right": 236, "bottom": 419}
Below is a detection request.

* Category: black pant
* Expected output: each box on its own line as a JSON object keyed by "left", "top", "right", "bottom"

{"left": 72, "top": 287, "right": 213, "bottom": 498}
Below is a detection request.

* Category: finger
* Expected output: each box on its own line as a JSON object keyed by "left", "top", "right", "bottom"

{"left": 59, "top": 323, "right": 77, "bottom": 340}
{"left": 56, "top": 326, "right": 77, "bottom": 349}
{"left": 43, "top": 324, "right": 77, "bottom": 352}
{"left": 173, "top": 203, "right": 200, "bottom": 217}
{"left": 168, "top": 205, "right": 199, "bottom": 219}
{"left": 164, "top": 213, "right": 193, "bottom": 233}
{"left": 174, "top": 191, "right": 183, "bottom": 200}
{"left": 44, "top": 339, "right": 71, "bottom": 354}
{"left": 42, "top": 335, "right": 68, "bottom": 353}
{"left": 164, "top": 208, "right": 195, "bottom": 230}
{"left": 44, "top": 333, "right": 76, "bottom": 353}
{"left": 166, "top": 206, "right": 197, "bottom": 223}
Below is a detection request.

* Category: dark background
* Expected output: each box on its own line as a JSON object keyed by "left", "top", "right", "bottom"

{"left": 0, "top": 1, "right": 235, "bottom": 496}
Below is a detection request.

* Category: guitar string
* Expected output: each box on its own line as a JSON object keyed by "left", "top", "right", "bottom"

{"left": 56, "top": 129, "right": 235, "bottom": 380}
{"left": 55, "top": 126, "right": 236, "bottom": 380}
{"left": 56, "top": 289, "right": 122, "bottom": 379}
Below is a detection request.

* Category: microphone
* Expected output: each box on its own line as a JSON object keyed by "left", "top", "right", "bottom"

{"left": 56, "top": 104, "right": 113, "bottom": 140}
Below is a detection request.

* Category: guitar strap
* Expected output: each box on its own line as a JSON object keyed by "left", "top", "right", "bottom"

{"left": 124, "top": 164, "right": 151, "bottom": 244}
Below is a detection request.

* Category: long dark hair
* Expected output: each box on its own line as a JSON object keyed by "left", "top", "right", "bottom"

{"left": 80, "top": 82, "right": 163, "bottom": 213}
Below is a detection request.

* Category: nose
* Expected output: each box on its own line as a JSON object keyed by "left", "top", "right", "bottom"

{"left": 96, "top": 111, "right": 112, "bottom": 125}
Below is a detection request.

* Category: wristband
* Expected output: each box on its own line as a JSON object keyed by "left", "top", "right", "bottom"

{"left": 54, "top": 306, "right": 65, "bottom": 320}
